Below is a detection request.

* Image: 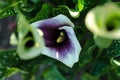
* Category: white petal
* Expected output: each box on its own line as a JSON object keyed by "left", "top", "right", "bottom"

{"left": 30, "top": 14, "right": 74, "bottom": 28}
{"left": 85, "top": 3, "right": 120, "bottom": 39}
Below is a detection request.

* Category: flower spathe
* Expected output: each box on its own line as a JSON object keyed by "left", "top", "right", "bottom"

{"left": 85, "top": 3, "right": 120, "bottom": 39}
{"left": 31, "top": 14, "right": 81, "bottom": 67}
{"left": 17, "top": 13, "right": 45, "bottom": 60}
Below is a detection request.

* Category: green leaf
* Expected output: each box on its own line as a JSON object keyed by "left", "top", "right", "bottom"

{"left": 5, "top": 0, "right": 19, "bottom": 4}
{"left": 52, "top": 6, "right": 69, "bottom": 17}
{"left": 91, "top": 59, "right": 110, "bottom": 76}
{"left": 104, "top": 40, "right": 120, "bottom": 58}
{"left": 113, "top": 67, "right": 120, "bottom": 80}
{"left": 31, "top": 0, "right": 40, "bottom": 3}
{"left": 19, "top": 0, "right": 35, "bottom": 12}
{"left": 0, "top": 49, "right": 55, "bottom": 79}
{"left": 4, "top": 68, "right": 20, "bottom": 78}
{"left": 43, "top": 66, "right": 66, "bottom": 80}
{"left": 107, "top": 70, "right": 120, "bottom": 80}
{"left": 0, "top": 1, "right": 19, "bottom": 18}
{"left": 0, "top": 49, "right": 19, "bottom": 78}
{"left": 115, "top": 2, "right": 120, "bottom": 7}
{"left": 82, "top": 73, "right": 99, "bottom": 80}
{"left": 79, "top": 35, "right": 94, "bottom": 67}
{"left": 29, "top": 3, "right": 53, "bottom": 23}
{"left": 72, "top": 0, "right": 77, "bottom": 4}
{"left": 44, "top": 0, "right": 66, "bottom": 5}
{"left": 0, "top": 1, "right": 8, "bottom": 9}
{"left": 0, "top": 50, "right": 18, "bottom": 67}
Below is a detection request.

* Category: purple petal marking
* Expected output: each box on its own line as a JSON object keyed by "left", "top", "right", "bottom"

{"left": 31, "top": 14, "right": 81, "bottom": 67}
{"left": 41, "top": 26, "right": 81, "bottom": 67}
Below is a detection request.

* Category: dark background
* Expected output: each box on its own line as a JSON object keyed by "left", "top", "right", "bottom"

{"left": 0, "top": 16, "right": 16, "bottom": 49}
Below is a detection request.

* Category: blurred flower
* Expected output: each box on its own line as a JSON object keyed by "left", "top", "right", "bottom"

{"left": 85, "top": 3, "right": 120, "bottom": 39}
{"left": 85, "top": 3, "right": 120, "bottom": 48}
{"left": 31, "top": 14, "right": 81, "bottom": 67}
{"left": 17, "top": 13, "right": 45, "bottom": 60}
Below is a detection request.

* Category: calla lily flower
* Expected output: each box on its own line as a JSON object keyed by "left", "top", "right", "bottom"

{"left": 17, "top": 13, "right": 45, "bottom": 60}
{"left": 31, "top": 14, "right": 81, "bottom": 67}
{"left": 85, "top": 3, "right": 120, "bottom": 39}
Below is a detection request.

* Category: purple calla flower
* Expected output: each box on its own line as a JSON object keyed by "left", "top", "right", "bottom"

{"left": 31, "top": 14, "right": 81, "bottom": 67}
